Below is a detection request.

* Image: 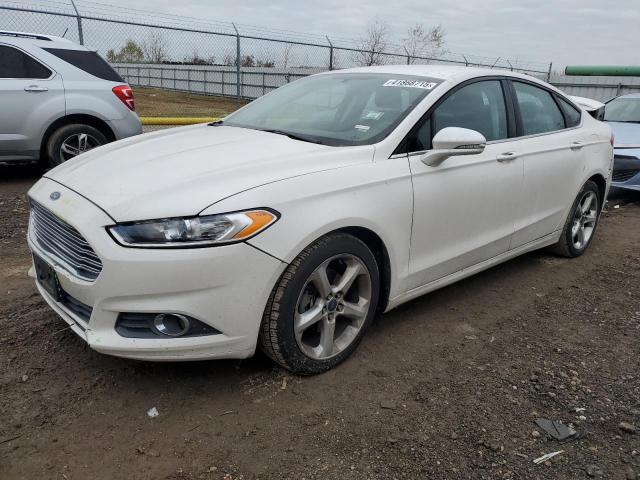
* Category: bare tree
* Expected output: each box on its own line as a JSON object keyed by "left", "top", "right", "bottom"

{"left": 403, "top": 24, "right": 446, "bottom": 64}
{"left": 142, "top": 31, "right": 168, "bottom": 63}
{"left": 354, "top": 17, "right": 390, "bottom": 66}
{"left": 222, "top": 52, "right": 235, "bottom": 66}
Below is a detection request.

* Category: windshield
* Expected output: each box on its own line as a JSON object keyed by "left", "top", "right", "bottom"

{"left": 604, "top": 97, "right": 640, "bottom": 123}
{"left": 223, "top": 73, "right": 442, "bottom": 146}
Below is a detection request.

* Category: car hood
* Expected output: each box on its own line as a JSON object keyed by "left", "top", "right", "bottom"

{"left": 46, "top": 124, "right": 374, "bottom": 222}
{"left": 608, "top": 121, "right": 640, "bottom": 148}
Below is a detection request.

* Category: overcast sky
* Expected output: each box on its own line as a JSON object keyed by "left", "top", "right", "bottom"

{"left": 92, "top": 0, "right": 639, "bottom": 69}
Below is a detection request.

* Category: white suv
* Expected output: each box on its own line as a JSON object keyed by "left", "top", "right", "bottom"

{"left": 0, "top": 31, "right": 142, "bottom": 166}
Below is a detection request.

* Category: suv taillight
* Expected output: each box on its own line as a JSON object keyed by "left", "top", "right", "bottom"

{"left": 112, "top": 85, "right": 135, "bottom": 111}
{"left": 610, "top": 132, "right": 615, "bottom": 147}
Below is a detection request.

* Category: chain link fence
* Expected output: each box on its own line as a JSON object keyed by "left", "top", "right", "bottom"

{"left": 1, "top": 0, "right": 553, "bottom": 117}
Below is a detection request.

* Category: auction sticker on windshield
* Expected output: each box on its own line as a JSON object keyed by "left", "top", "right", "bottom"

{"left": 383, "top": 79, "right": 439, "bottom": 89}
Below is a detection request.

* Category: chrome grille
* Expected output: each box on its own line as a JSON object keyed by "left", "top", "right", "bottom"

{"left": 29, "top": 200, "right": 102, "bottom": 281}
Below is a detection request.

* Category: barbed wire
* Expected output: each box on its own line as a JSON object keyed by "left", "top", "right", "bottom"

{"left": 0, "top": 0, "right": 551, "bottom": 73}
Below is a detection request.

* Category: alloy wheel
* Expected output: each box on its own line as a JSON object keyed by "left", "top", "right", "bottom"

{"left": 294, "top": 254, "right": 372, "bottom": 360}
{"left": 60, "top": 133, "right": 100, "bottom": 161}
{"left": 571, "top": 191, "right": 598, "bottom": 250}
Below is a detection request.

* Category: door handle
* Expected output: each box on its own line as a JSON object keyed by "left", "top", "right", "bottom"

{"left": 570, "top": 141, "right": 584, "bottom": 150}
{"left": 497, "top": 152, "right": 518, "bottom": 162}
{"left": 24, "top": 85, "right": 48, "bottom": 93}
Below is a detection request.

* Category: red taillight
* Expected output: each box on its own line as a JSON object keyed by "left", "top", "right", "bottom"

{"left": 112, "top": 85, "right": 135, "bottom": 111}
{"left": 610, "top": 132, "right": 615, "bottom": 147}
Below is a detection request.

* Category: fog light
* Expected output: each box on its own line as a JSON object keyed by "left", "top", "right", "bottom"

{"left": 153, "top": 313, "right": 191, "bottom": 337}
{"left": 116, "top": 312, "right": 221, "bottom": 338}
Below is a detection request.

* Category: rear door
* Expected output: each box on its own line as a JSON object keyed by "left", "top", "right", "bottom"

{"left": 507, "top": 80, "right": 586, "bottom": 248}
{"left": 0, "top": 43, "right": 65, "bottom": 161}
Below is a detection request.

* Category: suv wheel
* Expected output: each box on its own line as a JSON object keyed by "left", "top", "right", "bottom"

{"left": 259, "top": 233, "right": 380, "bottom": 375}
{"left": 46, "top": 124, "right": 107, "bottom": 167}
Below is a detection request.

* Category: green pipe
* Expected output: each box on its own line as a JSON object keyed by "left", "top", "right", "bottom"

{"left": 565, "top": 66, "right": 640, "bottom": 76}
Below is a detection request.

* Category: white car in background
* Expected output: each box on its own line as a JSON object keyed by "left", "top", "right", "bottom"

{"left": 0, "top": 31, "right": 141, "bottom": 166}
{"left": 27, "top": 65, "right": 612, "bottom": 374}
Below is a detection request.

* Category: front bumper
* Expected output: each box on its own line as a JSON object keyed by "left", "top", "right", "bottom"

{"left": 611, "top": 149, "right": 640, "bottom": 193}
{"left": 27, "top": 178, "right": 286, "bottom": 361}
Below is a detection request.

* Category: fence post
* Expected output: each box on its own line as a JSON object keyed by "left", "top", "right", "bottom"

{"left": 326, "top": 36, "right": 334, "bottom": 71}
{"left": 233, "top": 23, "right": 241, "bottom": 105}
{"left": 546, "top": 62, "right": 553, "bottom": 82}
{"left": 403, "top": 46, "right": 411, "bottom": 65}
{"left": 70, "top": 0, "right": 84, "bottom": 45}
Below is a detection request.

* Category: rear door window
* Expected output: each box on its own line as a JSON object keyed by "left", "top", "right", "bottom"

{"left": 556, "top": 96, "right": 582, "bottom": 128}
{"left": 43, "top": 48, "right": 123, "bottom": 82}
{"left": 513, "top": 82, "right": 565, "bottom": 135}
{"left": 0, "top": 45, "right": 52, "bottom": 79}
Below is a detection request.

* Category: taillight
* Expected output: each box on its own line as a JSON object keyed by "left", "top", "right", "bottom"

{"left": 610, "top": 132, "right": 615, "bottom": 147}
{"left": 112, "top": 85, "right": 135, "bottom": 111}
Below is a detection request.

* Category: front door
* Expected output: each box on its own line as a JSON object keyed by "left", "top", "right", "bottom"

{"left": 405, "top": 79, "right": 523, "bottom": 289}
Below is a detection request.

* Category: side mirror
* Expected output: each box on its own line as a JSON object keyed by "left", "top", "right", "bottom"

{"left": 420, "top": 127, "right": 487, "bottom": 167}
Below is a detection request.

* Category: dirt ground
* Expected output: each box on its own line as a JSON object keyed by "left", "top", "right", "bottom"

{"left": 133, "top": 88, "right": 247, "bottom": 118}
{"left": 1, "top": 163, "right": 639, "bottom": 480}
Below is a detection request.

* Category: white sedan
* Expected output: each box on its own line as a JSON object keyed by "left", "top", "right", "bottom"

{"left": 27, "top": 65, "right": 613, "bottom": 374}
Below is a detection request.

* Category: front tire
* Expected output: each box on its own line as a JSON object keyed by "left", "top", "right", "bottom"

{"left": 259, "top": 233, "right": 380, "bottom": 375}
{"left": 45, "top": 124, "right": 107, "bottom": 167}
{"left": 550, "top": 180, "right": 601, "bottom": 258}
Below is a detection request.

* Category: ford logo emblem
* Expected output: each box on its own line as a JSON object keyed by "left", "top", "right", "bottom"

{"left": 50, "top": 191, "right": 61, "bottom": 201}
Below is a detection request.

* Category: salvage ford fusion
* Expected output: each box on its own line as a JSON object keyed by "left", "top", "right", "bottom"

{"left": 27, "top": 65, "right": 613, "bottom": 374}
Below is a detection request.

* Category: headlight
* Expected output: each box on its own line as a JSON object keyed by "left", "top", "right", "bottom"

{"left": 108, "top": 209, "right": 279, "bottom": 248}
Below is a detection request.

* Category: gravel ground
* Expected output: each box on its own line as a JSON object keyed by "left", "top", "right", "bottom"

{"left": 1, "top": 164, "right": 639, "bottom": 480}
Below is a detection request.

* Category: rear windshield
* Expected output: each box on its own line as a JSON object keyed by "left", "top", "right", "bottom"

{"left": 604, "top": 97, "right": 640, "bottom": 123}
{"left": 43, "top": 48, "right": 123, "bottom": 82}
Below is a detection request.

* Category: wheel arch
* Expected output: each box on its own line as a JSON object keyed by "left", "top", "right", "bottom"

{"left": 40, "top": 114, "right": 116, "bottom": 161}
{"left": 587, "top": 173, "right": 607, "bottom": 207}
{"left": 329, "top": 226, "right": 392, "bottom": 314}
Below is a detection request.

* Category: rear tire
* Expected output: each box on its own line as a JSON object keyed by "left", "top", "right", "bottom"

{"left": 549, "top": 180, "right": 601, "bottom": 258}
{"left": 259, "top": 233, "right": 380, "bottom": 375}
{"left": 45, "top": 124, "right": 107, "bottom": 168}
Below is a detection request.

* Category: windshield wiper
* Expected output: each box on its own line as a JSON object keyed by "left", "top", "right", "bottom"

{"left": 258, "top": 129, "right": 325, "bottom": 145}
{"left": 208, "top": 120, "right": 224, "bottom": 126}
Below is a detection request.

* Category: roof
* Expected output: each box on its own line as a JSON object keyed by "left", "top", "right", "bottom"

{"left": 328, "top": 64, "right": 541, "bottom": 82}
{"left": 0, "top": 30, "right": 79, "bottom": 48}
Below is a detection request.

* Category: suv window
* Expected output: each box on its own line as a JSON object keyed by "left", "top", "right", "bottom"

{"left": 513, "top": 82, "right": 565, "bottom": 135}
{"left": 556, "top": 96, "right": 582, "bottom": 127}
{"left": 407, "top": 80, "right": 507, "bottom": 152}
{"left": 0, "top": 45, "right": 51, "bottom": 79}
{"left": 43, "top": 48, "right": 123, "bottom": 82}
